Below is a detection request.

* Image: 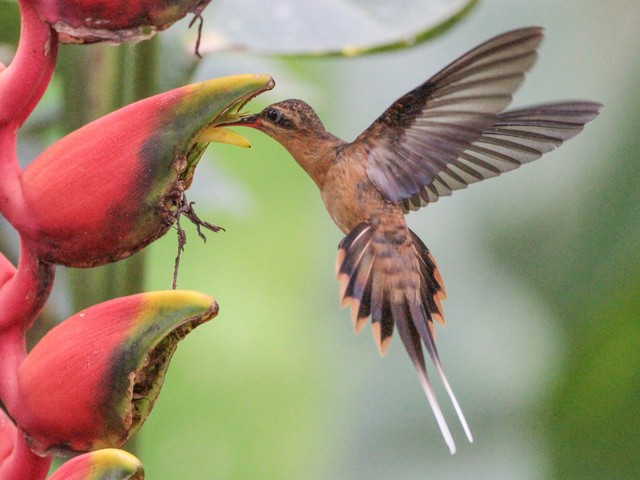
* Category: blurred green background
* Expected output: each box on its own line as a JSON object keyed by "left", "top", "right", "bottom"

{"left": 143, "top": 1, "right": 640, "bottom": 478}
{"left": 4, "top": 0, "right": 640, "bottom": 478}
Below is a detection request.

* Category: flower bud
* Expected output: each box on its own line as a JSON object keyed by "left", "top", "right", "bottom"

{"left": 49, "top": 449, "right": 144, "bottom": 480}
{"left": 15, "top": 290, "right": 218, "bottom": 456}
{"left": 15, "top": 74, "right": 273, "bottom": 267}
{"left": 33, "top": 0, "right": 212, "bottom": 44}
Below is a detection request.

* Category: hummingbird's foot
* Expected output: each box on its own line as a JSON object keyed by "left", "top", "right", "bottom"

{"left": 171, "top": 193, "right": 225, "bottom": 289}
{"left": 178, "top": 193, "right": 225, "bottom": 239}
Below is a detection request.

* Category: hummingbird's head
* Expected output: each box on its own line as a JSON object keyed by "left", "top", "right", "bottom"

{"left": 224, "top": 99, "right": 345, "bottom": 187}
{"left": 233, "top": 99, "right": 328, "bottom": 140}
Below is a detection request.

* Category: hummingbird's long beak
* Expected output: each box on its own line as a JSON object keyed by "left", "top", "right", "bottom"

{"left": 196, "top": 114, "right": 260, "bottom": 148}
{"left": 225, "top": 114, "right": 260, "bottom": 127}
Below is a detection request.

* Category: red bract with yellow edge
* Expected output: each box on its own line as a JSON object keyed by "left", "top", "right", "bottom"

{"left": 13, "top": 74, "right": 273, "bottom": 267}
{"left": 15, "top": 290, "right": 218, "bottom": 456}
{"left": 48, "top": 449, "right": 144, "bottom": 480}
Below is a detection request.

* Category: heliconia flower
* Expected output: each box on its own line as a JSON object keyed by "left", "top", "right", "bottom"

{"left": 32, "top": 0, "right": 212, "bottom": 44}
{"left": 14, "top": 290, "right": 218, "bottom": 456}
{"left": 12, "top": 74, "right": 273, "bottom": 267}
{"left": 49, "top": 449, "right": 144, "bottom": 480}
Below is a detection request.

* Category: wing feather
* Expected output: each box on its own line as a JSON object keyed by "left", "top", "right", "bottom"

{"left": 358, "top": 27, "right": 545, "bottom": 203}
{"left": 401, "top": 101, "right": 603, "bottom": 211}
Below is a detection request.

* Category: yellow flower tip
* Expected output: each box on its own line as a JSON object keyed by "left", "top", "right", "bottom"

{"left": 48, "top": 448, "right": 144, "bottom": 480}
{"left": 197, "top": 126, "right": 251, "bottom": 148}
{"left": 90, "top": 449, "right": 144, "bottom": 479}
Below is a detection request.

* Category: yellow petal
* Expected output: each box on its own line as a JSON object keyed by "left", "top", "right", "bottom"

{"left": 197, "top": 126, "right": 250, "bottom": 148}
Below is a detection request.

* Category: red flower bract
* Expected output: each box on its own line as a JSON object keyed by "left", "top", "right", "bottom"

{"left": 15, "top": 290, "right": 218, "bottom": 456}
{"left": 33, "top": 0, "right": 212, "bottom": 44}
{"left": 14, "top": 74, "right": 273, "bottom": 267}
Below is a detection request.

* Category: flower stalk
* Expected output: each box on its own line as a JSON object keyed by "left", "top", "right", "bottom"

{"left": 1, "top": 409, "right": 51, "bottom": 480}
{"left": 0, "top": 0, "right": 58, "bottom": 129}
{"left": 0, "top": 1, "right": 58, "bottom": 236}
{"left": 0, "top": 240, "right": 54, "bottom": 408}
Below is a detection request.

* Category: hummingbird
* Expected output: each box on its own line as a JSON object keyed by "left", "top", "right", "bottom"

{"left": 223, "top": 27, "right": 602, "bottom": 453}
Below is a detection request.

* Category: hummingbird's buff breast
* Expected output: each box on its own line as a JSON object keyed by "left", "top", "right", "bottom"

{"left": 320, "top": 143, "right": 391, "bottom": 234}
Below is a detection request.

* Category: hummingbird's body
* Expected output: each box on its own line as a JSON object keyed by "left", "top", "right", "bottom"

{"left": 323, "top": 143, "right": 393, "bottom": 233}
{"left": 227, "top": 27, "right": 602, "bottom": 453}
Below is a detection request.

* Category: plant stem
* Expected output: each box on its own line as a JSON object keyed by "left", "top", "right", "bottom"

{"left": 0, "top": 0, "right": 57, "bottom": 129}
{"left": 0, "top": 240, "right": 54, "bottom": 409}
{"left": 61, "top": 38, "right": 159, "bottom": 312}
{"left": 0, "top": 423, "right": 50, "bottom": 480}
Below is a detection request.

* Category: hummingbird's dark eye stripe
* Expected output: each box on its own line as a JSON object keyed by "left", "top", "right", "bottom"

{"left": 264, "top": 107, "right": 282, "bottom": 123}
{"left": 263, "top": 107, "right": 298, "bottom": 129}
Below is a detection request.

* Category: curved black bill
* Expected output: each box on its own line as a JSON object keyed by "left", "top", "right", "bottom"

{"left": 222, "top": 114, "right": 259, "bottom": 127}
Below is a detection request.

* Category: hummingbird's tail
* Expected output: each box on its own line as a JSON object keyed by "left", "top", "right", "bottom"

{"left": 336, "top": 208, "right": 472, "bottom": 453}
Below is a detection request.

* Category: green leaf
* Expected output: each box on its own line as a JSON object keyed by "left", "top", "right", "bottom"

{"left": 0, "top": 0, "right": 19, "bottom": 47}
{"left": 199, "top": 0, "right": 477, "bottom": 56}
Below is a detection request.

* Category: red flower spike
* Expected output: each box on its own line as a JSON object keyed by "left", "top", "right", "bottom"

{"left": 15, "top": 290, "right": 218, "bottom": 456}
{"left": 33, "top": 0, "right": 212, "bottom": 44}
{"left": 49, "top": 449, "right": 144, "bottom": 480}
{"left": 12, "top": 74, "right": 274, "bottom": 267}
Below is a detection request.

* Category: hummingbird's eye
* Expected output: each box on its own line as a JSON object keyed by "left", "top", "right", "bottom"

{"left": 265, "top": 108, "right": 283, "bottom": 124}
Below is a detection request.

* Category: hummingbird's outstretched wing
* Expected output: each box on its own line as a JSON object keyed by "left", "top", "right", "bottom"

{"left": 357, "top": 27, "right": 544, "bottom": 204}
{"left": 336, "top": 206, "right": 471, "bottom": 453}
{"left": 399, "top": 101, "right": 603, "bottom": 211}
{"left": 357, "top": 27, "right": 601, "bottom": 210}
